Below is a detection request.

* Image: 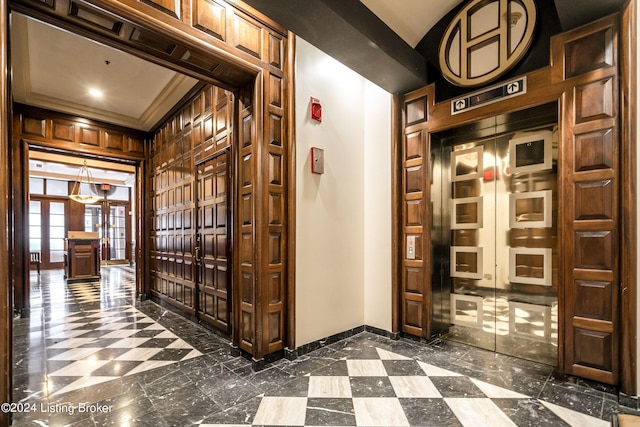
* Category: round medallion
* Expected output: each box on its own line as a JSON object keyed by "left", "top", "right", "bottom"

{"left": 439, "top": 0, "right": 537, "bottom": 87}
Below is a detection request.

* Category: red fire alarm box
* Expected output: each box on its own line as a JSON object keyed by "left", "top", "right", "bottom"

{"left": 310, "top": 97, "right": 322, "bottom": 123}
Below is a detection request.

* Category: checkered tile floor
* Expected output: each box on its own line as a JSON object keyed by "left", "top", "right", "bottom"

{"left": 45, "top": 305, "right": 202, "bottom": 396}
{"left": 201, "top": 346, "right": 608, "bottom": 427}
{"left": 11, "top": 267, "right": 638, "bottom": 426}
{"left": 15, "top": 267, "right": 203, "bottom": 398}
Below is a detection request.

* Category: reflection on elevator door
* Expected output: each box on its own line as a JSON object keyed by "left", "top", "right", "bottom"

{"left": 438, "top": 122, "right": 558, "bottom": 366}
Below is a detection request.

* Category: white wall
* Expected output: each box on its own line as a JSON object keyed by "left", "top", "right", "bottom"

{"left": 364, "top": 83, "right": 392, "bottom": 330}
{"left": 295, "top": 37, "right": 392, "bottom": 346}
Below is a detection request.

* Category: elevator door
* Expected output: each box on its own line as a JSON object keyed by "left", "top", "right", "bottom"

{"left": 432, "top": 109, "right": 558, "bottom": 365}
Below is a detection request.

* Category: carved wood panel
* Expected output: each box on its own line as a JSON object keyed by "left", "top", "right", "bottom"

{"left": 263, "top": 70, "right": 286, "bottom": 355}
{"left": 401, "top": 93, "right": 430, "bottom": 338}
{"left": 150, "top": 84, "right": 232, "bottom": 325}
{"left": 236, "top": 91, "right": 255, "bottom": 354}
{"left": 196, "top": 151, "right": 231, "bottom": 332}
{"left": 14, "top": 105, "right": 146, "bottom": 160}
{"left": 562, "top": 17, "right": 620, "bottom": 385}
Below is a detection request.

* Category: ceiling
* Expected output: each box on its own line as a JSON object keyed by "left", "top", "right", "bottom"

{"left": 10, "top": 13, "right": 199, "bottom": 132}
{"left": 10, "top": 0, "right": 625, "bottom": 134}
{"left": 9, "top": 1, "right": 462, "bottom": 133}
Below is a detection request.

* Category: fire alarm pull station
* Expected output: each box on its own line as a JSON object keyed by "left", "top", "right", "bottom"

{"left": 310, "top": 97, "right": 322, "bottom": 122}
{"left": 311, "top": 147, "right": 324, "bottom": 174}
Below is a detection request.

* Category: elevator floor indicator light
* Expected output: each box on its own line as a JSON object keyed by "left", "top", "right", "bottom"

{"left": 452, "top": 77, "right": 527, "bottom": 114}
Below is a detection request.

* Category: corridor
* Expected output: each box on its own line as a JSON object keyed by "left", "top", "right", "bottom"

{"left": 10, "top": 267, "right": 638, "bottom": 426}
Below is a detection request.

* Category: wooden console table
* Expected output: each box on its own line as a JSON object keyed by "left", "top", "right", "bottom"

{"left": 65, "top": 232, "right": 100, "bottom": 283}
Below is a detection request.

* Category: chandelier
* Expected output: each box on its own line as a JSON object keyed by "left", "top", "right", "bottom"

{"left": 69, "top": 161, "right": 102, "bottom": 204}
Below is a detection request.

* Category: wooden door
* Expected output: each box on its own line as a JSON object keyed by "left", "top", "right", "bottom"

{"left": 195, "top": 151, "right": 231, "bottom": 332}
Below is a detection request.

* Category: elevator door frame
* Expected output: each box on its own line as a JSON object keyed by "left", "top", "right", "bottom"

{"left": 395, "top": 11, "right": 634, "bottom": 393}
{"left": 430, "top": 111, "right": 560, "bottom": 366}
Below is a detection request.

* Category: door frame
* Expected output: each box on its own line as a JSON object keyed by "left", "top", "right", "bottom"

{"left": 4, "top": 3, "right": 295, "bottom": 419}
{"left": 102, "top": 200, "right": 133, "bottom": 263}
{"left": 430, "top": 113, "right": 560, "bottom": 364}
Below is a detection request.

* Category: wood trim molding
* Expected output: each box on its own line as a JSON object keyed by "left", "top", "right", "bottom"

{"left": 391, "top": 93, "right": 402, "bottom": 334}
{"left": 620, "top": 0, "right": 637, "bottom": 396}
{"left": 285, "top": 31, "right": 296, "bottom": 351}
{"left": 1, "top": 0, "right": 12, "bottom": 423}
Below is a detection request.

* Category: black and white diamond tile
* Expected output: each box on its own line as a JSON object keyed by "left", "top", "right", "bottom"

{"left": 38, "top": 268, "right": 203, "bottom": 397}
{"left": 200, "top": 346, "right": 609, "bottom": 427}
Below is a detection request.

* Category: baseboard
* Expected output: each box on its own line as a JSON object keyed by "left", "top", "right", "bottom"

{"left": 619, "top": 392, "right": 639, "bottom": 410}
{"left": 288, "top": 324, "right": 397, "bottom": 360}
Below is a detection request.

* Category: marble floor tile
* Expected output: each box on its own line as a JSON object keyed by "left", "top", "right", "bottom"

{"left": 309, "top": 376, "right": 353, "bottom": 398}
{"left": 389, "top": 375, "right": 442, "bottom": 398}
{"left": 48, "top": 359, "right": 111, "bottom": 376}
{"left": 352, "top": 397, "right": 410, "bottom": 426}
{"left": 306, "top": 398, "right": 356, "bottom": 426}
{"left": 445, "top": 398, "right": 517, "bottom": 427}
{"left": 252, "top": 396, "right": 308, "bottom": 426}
{"left": 470, "top": 378, "right": 529, "bottom": 399}
{"left": 418, "top": 360, "right": 463, "bottom": 377}
{"left": 541, "top": 401, "right": 610, "bottom": 427}
{"left": 10, "top": 267, "right": 640, "bottom": 427}
{"left": 347, "top": 359, "right": 388, "bottom": 376}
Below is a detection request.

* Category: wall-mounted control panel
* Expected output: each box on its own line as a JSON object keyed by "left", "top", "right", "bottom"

{"left": 311, "top": 147, "right": 324, "bottom": 174}
{"left": 406, "top": 235, "right": 416, "bottom": 260}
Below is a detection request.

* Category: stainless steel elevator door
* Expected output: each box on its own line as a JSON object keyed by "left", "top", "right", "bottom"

{"left": 435, "top": 119, "right": 559, "bottom": 366}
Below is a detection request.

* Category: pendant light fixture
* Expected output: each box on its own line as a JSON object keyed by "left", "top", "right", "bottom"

{"left": 69, "top": 160, "right": 102, "bottom": 204}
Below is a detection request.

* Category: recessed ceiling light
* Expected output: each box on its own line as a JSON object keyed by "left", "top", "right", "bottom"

{"left": 89, "top": 88, "right": 104, "bottom": 98}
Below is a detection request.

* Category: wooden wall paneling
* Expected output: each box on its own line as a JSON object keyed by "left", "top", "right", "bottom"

{"left": 263, "top": 69, "right": 286, "bottom": 355}
{"left": 400, "top": 86, "right": 433, "bottom": 339}
{"left": 193, "top": 0, "right": 227, "bottom": 42}
{"left": 138, "top": 159, "right": 149, "bottom": 296}
{"left": 620, "top": 0, "right": 637, "bottom": 396}
{"left": 67, "top": 188, "right": 87, "bottom": 231}
{"left": 236, "top": 86, "right": 256, "bottom": 354}
{"left": 11, "top": 135, "right": 29, "bottom": 313}
{"left": 14, "top": 105, "right": 147, "bottom": 162}
{"left": 560, "top": 15, "right": 620, "bottom": 385}
{"left": 148, "top": 86, "right": 238, "bottom": 319}
{"left": 252, "top": 73, "right": 265, "bottom": 359}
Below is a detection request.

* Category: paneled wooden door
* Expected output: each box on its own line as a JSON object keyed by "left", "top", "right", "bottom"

{"left": 195, "top": 150, "right": 232, "bottom": 333}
